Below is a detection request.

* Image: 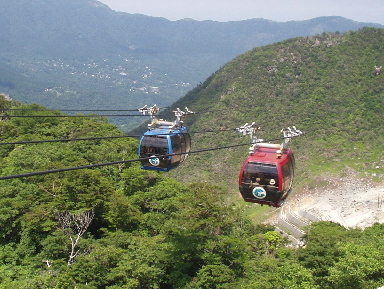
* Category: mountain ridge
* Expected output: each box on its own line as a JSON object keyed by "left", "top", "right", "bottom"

{"left": 0, "top": 0, "right": 382, "bottom": 130}
{"left": 163, "top": 27, "right": 384, "bottom": 192}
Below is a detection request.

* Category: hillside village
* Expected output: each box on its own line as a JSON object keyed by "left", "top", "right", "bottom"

{"left": 17, "top": 57, "right": 191, "bottom": 97}
{"left": 2, "top": 0, "right": 382, "bottom": 117}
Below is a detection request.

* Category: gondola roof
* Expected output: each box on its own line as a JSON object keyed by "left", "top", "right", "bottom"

{"left": 249, "top": 145, "right": 290, "bottom": 163}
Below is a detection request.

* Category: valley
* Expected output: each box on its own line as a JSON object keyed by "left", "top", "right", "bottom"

{"left": 1, "top": 0, "right": 382, "bottom": 131}
{"left": 0, "top": 2, "right": 384, "bottom": 285}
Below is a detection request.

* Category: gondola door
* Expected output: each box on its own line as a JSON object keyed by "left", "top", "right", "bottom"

{"left": 139, "top": 134, "right": 171, "bottom": 171}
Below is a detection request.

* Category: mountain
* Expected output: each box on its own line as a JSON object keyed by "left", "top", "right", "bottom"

{"left": 0, "top": 0, "right": 383, "bottom": 129}
{"left": 1, "top": 28, "right": 384, "bottom": 288}
{"left": 162, "top": 27, "right": 384, "bottom": 192}
{"left": 1, "top": 100, "right": 384, "bottom": 288}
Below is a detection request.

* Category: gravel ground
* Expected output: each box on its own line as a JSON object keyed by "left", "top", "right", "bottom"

{"left": 286, "top": 175, "right": 384, "bottom": 229}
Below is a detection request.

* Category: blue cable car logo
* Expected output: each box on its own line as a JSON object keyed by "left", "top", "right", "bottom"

{"left": 149, "top": 156, "right": 160, "bottom": 166}
{"left": 252, "top": 187, "right": 267, "bottom": 199}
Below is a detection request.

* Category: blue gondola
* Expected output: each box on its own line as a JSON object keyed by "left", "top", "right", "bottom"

{"left": 138, "top": 106, "right": 193, "bottom": 171}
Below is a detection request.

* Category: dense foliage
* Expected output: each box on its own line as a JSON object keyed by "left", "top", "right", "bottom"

{"left": 164, "top": 27, "right": 384, "bottom": 190}
{"left": 0, "top": 99, "right": 384, "bottom": 288}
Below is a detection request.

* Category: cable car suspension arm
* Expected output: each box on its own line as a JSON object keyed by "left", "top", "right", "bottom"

{"left": 139, "top": 104, "right": 195, "bottom": 130}
{"left": 237, "top": 123, "right": 303, "bottom": 154}
{"left": 281, "top": 126, "right": 304, "bottom": 149}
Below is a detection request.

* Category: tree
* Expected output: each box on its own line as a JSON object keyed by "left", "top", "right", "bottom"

{"left": 327, "top": 242, "right": 384, "bottom": 289}
{"left": 186, "top": 264, "right": 235, "bottom": 289}
{"left": 263, "top": 231, "right": 285, "bottom": 256}
{"left": 56, "top": 209, "right": 95, "bottom": 265}
{"left": 296, "top": 221, "right": 348, "bottom": 287}
{"left": 0, "top": 94, "right": 12, "bottom": 121}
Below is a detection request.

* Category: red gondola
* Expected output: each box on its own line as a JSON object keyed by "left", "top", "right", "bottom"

{"left": 237, "top": 125, "right": 302, "bottom": 207}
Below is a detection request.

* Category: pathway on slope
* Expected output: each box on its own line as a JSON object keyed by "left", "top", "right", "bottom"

{"left": 272, "top": 175, "right": 384, "bottom": 246}
{"left": 289, "top": 177, "right": 384, "bottom": 229}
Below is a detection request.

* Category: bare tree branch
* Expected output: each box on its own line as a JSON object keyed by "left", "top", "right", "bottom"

{"left": 56, "top": 209, "right": 95, "bottom": 265}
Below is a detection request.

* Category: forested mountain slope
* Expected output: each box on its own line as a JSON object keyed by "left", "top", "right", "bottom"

{"left": 1, "top": 99, "right": 384, "bottom": 288}
{"left": 164, "top": 27, "right": 384, "bottom": 192}
{"left": 1, "top": 23, "right": 384, "bottom": 289}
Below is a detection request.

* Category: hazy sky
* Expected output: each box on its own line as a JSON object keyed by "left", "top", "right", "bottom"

{"left": 98, "top": 0, "right": 384, "bottom": 25}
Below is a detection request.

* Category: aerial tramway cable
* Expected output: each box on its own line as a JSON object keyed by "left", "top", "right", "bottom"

{"left": 0, "top": 114, "right": 150, "bottom": 118}
{"left": 0, "top": 128, "right": 239, "bottom": 146}
{"left": 0, "top": 134, "right": 296, "bottom": 180}
{"left": 0, "top": 105, "right": 260, "bottom": 119}
{"left": 0, "top": 103, "right": 304, "bottom": 180}
{"left": 0, "top": 135, "right": 138, "bottom": 145}
{"left": 0, "top": 141, "right": 256, "bottom": 180}
{"left": 3, "top": 108, "right": 158, "bottom": 112}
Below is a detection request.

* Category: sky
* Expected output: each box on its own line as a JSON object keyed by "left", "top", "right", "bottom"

{"left": 98, "top": 0, "right": 384, "bottom": 25}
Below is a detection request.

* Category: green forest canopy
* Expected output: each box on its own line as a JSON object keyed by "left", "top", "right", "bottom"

{"left": 0, "top": 98, "right": 383, "bottom": 288}
{"left": 165, "top": 28, "right": 384, "bottom": 190}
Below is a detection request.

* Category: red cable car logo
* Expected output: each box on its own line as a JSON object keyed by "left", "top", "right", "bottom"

{"left": 252, "top": 187, "right": 267, "bottom": 199}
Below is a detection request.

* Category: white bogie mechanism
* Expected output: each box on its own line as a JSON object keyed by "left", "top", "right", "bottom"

{"left": 138, "top": 104, "right": 194, "bottom": 130}
{"left": 236, "top": 123, "right": 303, "bottom": 156}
